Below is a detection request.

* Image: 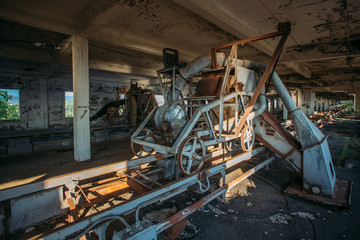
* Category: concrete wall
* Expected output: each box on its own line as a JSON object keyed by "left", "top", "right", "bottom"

{"left": 0, "top": 60, "right": 158, "bottom": 131}
{"left": 0, "top": 61, "right": 44, "bottom": 130}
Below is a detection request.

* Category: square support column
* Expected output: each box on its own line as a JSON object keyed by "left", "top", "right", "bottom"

{"left": 325, "top": 98, "right": 329, "bottom": 111}
{"left": 72, "top": 35, "right": 91, "bottom": 161}
{"left": 355, "top": 90, "right": 360, "bottom": 114}
{"left": 39, "top": 78, "right": 49, "bottom": 128}
{"left": 319, "top": 97, "right": 323, "bottom": 112}
{"left": 281, "top": 100, "right": 288, "bottom": 120}
{"left": 303, "top": 91, "right": 315, "bottom": 116}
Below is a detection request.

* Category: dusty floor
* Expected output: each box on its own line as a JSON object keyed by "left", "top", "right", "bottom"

{"left": 172, "top": 114, "right": 360, "bottom": 240}
{"left": 0, "top": 139, "right": 135, "bottom": 190}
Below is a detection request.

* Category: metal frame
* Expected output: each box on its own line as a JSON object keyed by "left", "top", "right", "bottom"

{"left": 132, "top": 22, "right": 291, "bottom": 165}
{"left": 34, "top": 146, "right": 266, "bottom": 240}
{"left": 0, "top": 153, "right": 169, "bottom": 202}
{"left": 132, "top": 92, "right": 248, "bottom": 155}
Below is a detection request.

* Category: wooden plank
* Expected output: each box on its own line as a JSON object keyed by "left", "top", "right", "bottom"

{"left": 126, "top": 176, "right": 152, "bottom": 194}
{"left": 80, "top": 180, "right": 132, "bottom": 208}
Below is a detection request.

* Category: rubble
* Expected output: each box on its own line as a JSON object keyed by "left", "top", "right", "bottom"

{"left": 145, "top": 207, "right": 177, "bottom": 222}
{"left": 290, "top": 212, "right": 316, "bottom": 220}
{"left": 207, "top": 204, "right": 226, "bottom": 215}
{"left": 269, "top": 213, "right": 292, "bottom": 224}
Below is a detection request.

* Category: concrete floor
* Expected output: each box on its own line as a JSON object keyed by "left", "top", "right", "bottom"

{"left": 174, "top": 115, "right": 360, "bottom": 240}
{"left": 2, "top": 114, "right": 360, "bottom": 240}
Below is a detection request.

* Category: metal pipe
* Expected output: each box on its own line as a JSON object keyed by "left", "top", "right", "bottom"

{"left": 169, "top": 52, "right": 226, "bottom": 101}
{"left": 234, "top": 60, "right": 297, "bottom": 112}
{"left": 72, "top": 215, "right": 130, "bottom": 240}
{"left": 248, "top": 84, "right": 266, "bottom": 120}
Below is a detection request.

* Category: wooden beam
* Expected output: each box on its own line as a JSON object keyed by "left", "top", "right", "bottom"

{"left": 76, "top": 0, "right": 123, "bottom": 37}
{"left": 0, "top": 7, "right": 74, "bottom": 35}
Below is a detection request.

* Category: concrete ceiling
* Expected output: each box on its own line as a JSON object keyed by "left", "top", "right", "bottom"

{"left": 0, "top": 0, "right": 359, "bottom": 93}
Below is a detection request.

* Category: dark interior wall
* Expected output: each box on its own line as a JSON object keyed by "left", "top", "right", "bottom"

{"left": 0, "top": 60, "right": 44, "bottom": 130}
{"left": 0, "top": 60, "right": 157, "bottom": 131}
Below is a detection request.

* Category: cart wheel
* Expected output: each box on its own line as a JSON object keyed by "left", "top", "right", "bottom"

{"left": 131, "top": 128, "right": 154, "bottom": 158}
{"left": 240, "top": 125, "right": 255, "bottom": 152}
{"left": 176, "top": 136, "right": 206, "bottom": 175}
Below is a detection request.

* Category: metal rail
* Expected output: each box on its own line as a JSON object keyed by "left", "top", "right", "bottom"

{"left": 0, "top": 153, "right": 169, "bottom": 202}
{"left": 33, "top": 146, "right": 265, "bottom": 240}
{"left": 157, "top": 155, "right": 275, "bottom": 233}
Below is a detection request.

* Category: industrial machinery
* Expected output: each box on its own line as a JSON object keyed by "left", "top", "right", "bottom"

{"left": 0, "top": 22, "right": 351, "bottom": 240}
{"left": 131, "top": 21, "right": 336, "bottom": 196}
{"left": 90, "top": 83, "right": 158, "bottom": 127}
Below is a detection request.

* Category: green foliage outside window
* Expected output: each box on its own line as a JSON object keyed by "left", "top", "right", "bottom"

{"left": 65, "top": 103, "right": 74, "bottom": 118}
{"left": 65, "top": 91, "right": 74, "bottom": 118}
{"left": 0, "top": 89, "right": 20, "bottom": 120}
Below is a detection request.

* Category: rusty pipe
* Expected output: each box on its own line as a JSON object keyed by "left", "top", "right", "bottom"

{"left": 169, "top": 52, "right": 226, "bottom": 102}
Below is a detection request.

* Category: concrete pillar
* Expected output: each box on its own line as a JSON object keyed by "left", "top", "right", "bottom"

{"left": 325, "top": 98, "right": 329, "bottom": 111}
{"left": 329, "top": 98, "right": 334, "bottom": 110}
{"left": 282, "top": 101, "right": 288, "bottom": 120}
{"left": 39, "top": 78, "right": 49, "bottom": 128}
{"left": 355, "top": 91, "right": 360, "bottom": 113}
{"left": 303, "top": 91, "right": 315, "bottom": 116}
{"left": 72, "top": 35, "right": 91, "bottom": 162}
{"left": 319, "top": 97, "right": 323, "bottom": 112}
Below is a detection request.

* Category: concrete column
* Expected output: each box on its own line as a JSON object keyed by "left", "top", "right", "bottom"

{"left": 72, "top": 35, "right": 91, "bottom": 161}
{"left": 303, "top": 91, "right": 315, "bottom": 116}
{"left": 355, "top": 90, "right": 360, "bottom": 113}
{"left": 39, "top": 78, "right": 49, "bottom": 128}
{"left": 319, "top": 97, "right": 324, "bottom": 112}
{"left": 329, "top": 98, "right": 334, "bottom": 110}
{"left": 282, "top": 101, "right": 288, "bottom": 120}
{"left": 325, "top": 98, "right": 329, "bottom": 111}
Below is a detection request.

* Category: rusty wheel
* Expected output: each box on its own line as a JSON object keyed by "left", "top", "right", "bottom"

{"left": 240, "top": 125, "right": 255, "bottom": 152}
{"left": 131, "top": 128, "right": 154, "bottom": 158}
{"left": 176, "top": 136, "right": 206, "bottom": 175}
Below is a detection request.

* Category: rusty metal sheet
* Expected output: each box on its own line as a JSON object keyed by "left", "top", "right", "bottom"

{"left": 284, "top": 179, "right": 352, "bottom": 208}
{"left": 260, "top": 110, "right": 300, "bottom": 148}
{"left": 164, "top": 217, "right": 187, "bottom": 240}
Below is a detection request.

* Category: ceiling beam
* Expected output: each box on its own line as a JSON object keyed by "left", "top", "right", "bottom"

{"left": 174, "top": 0, "right": 312, "bottom": 78}
{"left": 76, "top": 0, "right": 123, "bottom": 37}
{"left": 45, "top": 38, "right": 73, "bottom": 78}
{"left": 302, "top": 80, "right": 360, "bottom": 92}
{"left": 0, "top": 7, "right": 74, "bottom": 35}
{"left": 0, "top": 45, "right": 160, "bottom": 78}
{"left": 0, "top": 46, "right": 52, "bottom": 63}
{"left": 284, "top": 61, "right": 312, "bottom": 78}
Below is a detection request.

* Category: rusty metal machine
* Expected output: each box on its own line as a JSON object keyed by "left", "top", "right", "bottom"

{"left": 131, "top": 21, "right": 338, "bottom": 198}
{"left": 90, "top": 83, "right": 158, "bottom": 127}
{"left": 0, "top": 22, "right": 351, "bottom": 240}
